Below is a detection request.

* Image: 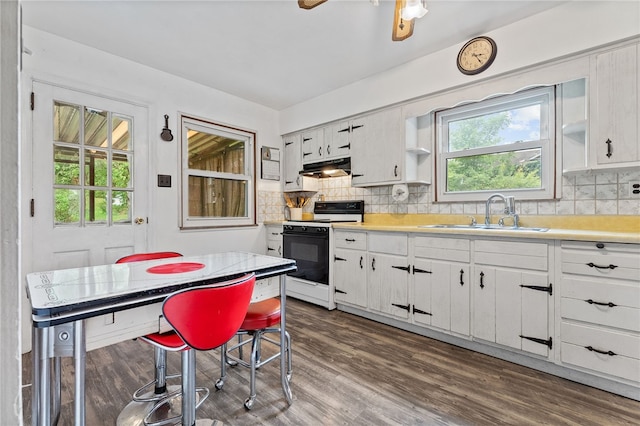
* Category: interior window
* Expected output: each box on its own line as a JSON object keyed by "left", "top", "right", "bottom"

{"left": 180, "top": 115, "right": 255, "bottom": 228}
{"left": 435, "top": 86, "right": 555, "bottom": 202}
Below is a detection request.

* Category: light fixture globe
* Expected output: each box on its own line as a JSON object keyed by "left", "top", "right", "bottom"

{"left": 401, "top": 0, "right": 428, "bottom": 20}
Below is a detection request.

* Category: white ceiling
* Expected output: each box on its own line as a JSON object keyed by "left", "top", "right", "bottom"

{"left": 21, "top": 0, "right": 567, "bottom": 111}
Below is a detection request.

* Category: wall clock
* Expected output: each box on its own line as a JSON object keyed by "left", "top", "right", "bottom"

{"left": 456, "top": 36, "right": 497, "bottom": 75}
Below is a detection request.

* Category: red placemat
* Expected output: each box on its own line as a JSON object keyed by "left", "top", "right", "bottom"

{"left": 146, "top": 262, "right": 205, "bottom": 274}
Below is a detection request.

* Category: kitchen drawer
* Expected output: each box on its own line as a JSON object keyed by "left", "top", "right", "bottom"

{"left": 368, "top": 232, "right": 408, "bottom": 256}
{"left": 561, "top": 322, "right": 640, "bottom": 383}
{"left": 562, "top": 276, "right": 640, "bottom": 309}
{"left": 85, "top": 302, "right": 163, "bottom": 351}
{"left": 561, "top": 241, "right": 640, "bottom": 281}
{"left": 266, "top": 225, "right": 283, "bottom": 241}
{"left": 252, "top": 277, "right": 280, "bottom": 302}
{"left": 334, "top": 230, "right": 367, "bottom": 250}
{"left": 561, "top": 297, "right": 640, "bottom": 332}
{"left": 474, "top": 239, "right": 548, "bottom": 271}
{"left": 413, "top": 236, "right": 469, "bottom": 262}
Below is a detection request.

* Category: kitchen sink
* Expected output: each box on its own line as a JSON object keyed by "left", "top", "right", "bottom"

{"left": 419, "top": 224, "right": 549, "bottom": 232}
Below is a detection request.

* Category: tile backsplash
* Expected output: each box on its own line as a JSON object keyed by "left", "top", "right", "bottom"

{"left": 258, "top": 170, "right": 640, "bottom": 222}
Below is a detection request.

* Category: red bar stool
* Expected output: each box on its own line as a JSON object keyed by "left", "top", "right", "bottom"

{"left": 216, "top": 297, "right": 292, "bottom": 410}
{"left": 115, "top": 251, "right": 183, "bottom": 426}
{"left": 142, "top": 273, "right": 255, "bottom": 426}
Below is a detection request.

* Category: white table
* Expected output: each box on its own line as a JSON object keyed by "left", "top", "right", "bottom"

{"left": 26, "top": 251, "right": 296, "bottom": 426}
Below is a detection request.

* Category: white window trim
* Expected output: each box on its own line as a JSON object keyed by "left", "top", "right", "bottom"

{"left": 435, "top": 86, "right": 556, "bottom": 203}
{"left": 180, "top": 115, "right": 256, "bottom": 229}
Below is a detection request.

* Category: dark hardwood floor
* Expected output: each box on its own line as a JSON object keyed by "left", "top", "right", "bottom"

{"left": 23, "top": 298, "right": 640, "bottom": 425}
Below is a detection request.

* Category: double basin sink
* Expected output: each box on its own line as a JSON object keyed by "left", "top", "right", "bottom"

{"left": 419, "top": 224, "right": 549, "bottom": 232}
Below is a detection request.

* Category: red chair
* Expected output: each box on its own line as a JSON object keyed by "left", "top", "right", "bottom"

{"left": 216, "top": 297, "right": 292, "bottom": 410}
{"left": 142, "top": 273, "right": 255, "bottom": 425}
{"left": 115, "top": 251, "right": 183, "bottom": 424}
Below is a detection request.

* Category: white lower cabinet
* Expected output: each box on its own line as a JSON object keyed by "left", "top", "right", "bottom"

{"left": 333, "top": 230, "right": 367, "bottom": 308}
{"left": 367, "top": 233, "right": 410, "bottom": 319}
{"left": 560, "top": 241, "right": 640, "bottom": 385}
{"left": 412, "top": 236, "right": 470, "bottom": 336}
{"left": 473, "top": 239, "right": 552, "bottom": 357}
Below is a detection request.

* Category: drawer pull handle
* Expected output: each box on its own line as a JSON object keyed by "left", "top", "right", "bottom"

{"left": 345, "top": 238, "right": 356, "bottom": 242}
{"left": 585, "top": 299, "right": 617, "bottom": 308}
{"left": 585, "top": 346, "right": 616, "bottom": 356}
{"left": 586, "top": 262, "right": 618, "bottom": 270}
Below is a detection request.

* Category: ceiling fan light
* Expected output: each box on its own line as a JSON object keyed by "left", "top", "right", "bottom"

{"left": 401, "top": 0, "right": 428, "bottom": 21}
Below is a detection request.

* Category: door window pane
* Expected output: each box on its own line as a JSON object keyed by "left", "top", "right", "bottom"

{"left": 112, "top": 115, "right": 131, "bottom": 151}
{"left": 54, "top": 102, "right": 80, "bottom": 144}
{"left": 85, "top": 190, "right": 108, "bottom": 224}
{"left": 112, "top": 152, "right": 132, "bottom": 189}
{"left": 54, "top": 189, "right": 80, "bottom": 225}
{"left": 84, "top": 149, "right": 108, "bottom": 187}
{"left": 112, "top": 190, "right": 132, "bottom": 224}
{"left": 84, "top": 107, "right": 108, "bottom": 147}
{"left": 54, "top": 146, "right": 80, "bottom": 185}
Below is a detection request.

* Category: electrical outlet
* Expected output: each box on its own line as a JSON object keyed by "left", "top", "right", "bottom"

{"left": 630, "top": 181, "right": 640, "bottom": 197}
{"left": 157, "top": 174, "right": 171, "bottom": 188}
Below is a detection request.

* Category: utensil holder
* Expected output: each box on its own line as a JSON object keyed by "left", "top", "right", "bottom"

{"left": 290, "top": 208, "right": 302, "bottom": 221}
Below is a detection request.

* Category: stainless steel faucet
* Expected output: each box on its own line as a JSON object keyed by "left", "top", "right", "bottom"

{"left": 485, "top": 193, "right": 518, "bottom": 227}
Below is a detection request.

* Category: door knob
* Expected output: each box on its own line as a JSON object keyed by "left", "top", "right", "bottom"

{"left": 135, "top": 217, "right": 145, "bottom": 225}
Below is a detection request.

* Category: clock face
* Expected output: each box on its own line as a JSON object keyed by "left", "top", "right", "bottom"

{"left": 457, "top": 37, "right": 497, "bottom": 75}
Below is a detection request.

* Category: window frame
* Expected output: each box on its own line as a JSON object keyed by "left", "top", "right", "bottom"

{"left": 179, "top": 114, "right": 256, "bottom": 229}
{"left": 435, "top": 86, "right": 556, "bottom": 202}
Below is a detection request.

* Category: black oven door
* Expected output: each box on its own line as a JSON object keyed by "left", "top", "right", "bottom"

{"left": 283, "top": 228, "right": 329, "bottom": 285}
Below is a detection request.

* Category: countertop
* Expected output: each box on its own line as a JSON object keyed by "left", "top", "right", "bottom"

{"left": 331, "top": 214, "right": 640, "bottom": 244}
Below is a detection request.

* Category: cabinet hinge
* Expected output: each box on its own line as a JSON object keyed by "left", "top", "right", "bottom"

{"left": 335, "top": 288, "right": 347, "bottom": 294}
{"left": 392, "top": 265, "right": 411, "bottom": 273}
{"left": 391, "top": 303, "right": 411, "bottom": 312}
{"left": 519, "top": 335, "right": 552, "bottom": 349}
{"left": 30, "top": 92, "right": 35, "bottom": 111}
{"left": 30, "top": 199, "right": 35, "bottom": 217}
{"left": 412, "top": 265, "right": 432, "bottom": 274}
{"left": 412, "top": 305, "right": 432, "bottom": 316}
{"left": 520, "top": 283, "right": 552, "bottom": 295}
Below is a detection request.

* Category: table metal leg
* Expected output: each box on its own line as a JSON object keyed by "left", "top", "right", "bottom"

{"left": 73, "top": 320, "right": 86, "bottom": 426}
{"left": 53, "top": 357, "right": 61, "bottom": 425}
{"left": 279, "top": 275, "right": 293, "bottom": 405}
{"left": 33, "top": 326, "right": 52, "bottom": 426}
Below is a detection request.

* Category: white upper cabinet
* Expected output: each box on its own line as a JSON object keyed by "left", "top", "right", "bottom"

{"left": 589, "top": 42, "right": 639, "bottom": 169}
{"left": 351, "top": 108, "right": 404, "bottom": 186}
{"left": 283, "top": 133, "right": 318, "bottom": 192}
{"left": 323, "top": 120, "right": 357, "bottom": 160}
{"left": 300, "top": 128, "right": 324, "bottom": 164}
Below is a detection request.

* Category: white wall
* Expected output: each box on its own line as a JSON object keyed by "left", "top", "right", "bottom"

{"left": 21, "top": 26, "right": 282, "bottom": 263}
{"left": 279, "top": 1, "right": 640, "bottom": 133}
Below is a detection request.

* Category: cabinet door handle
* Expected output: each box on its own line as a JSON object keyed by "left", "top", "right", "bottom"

{"left": 319, "top": 147, "right": 322, "bottom": 156}
{"left": 278, "top": 246, "right": 282, "bottom": 256}
{"left": 359, "top": 256, "right": 363, "bottom": 269}
{"left": 586, "top": 262, "right": 618, "bottom": 270}
{"left": 326, "top": 145, "right": 331, "bottom": 155}
{"left": 479, "top": 271, "right": 485, "bottom": 289}
{"left": 585, "top": 346, "right": 616, "bottom": 356}
{"left": 595, "top": 243, "right": 605, "bottom": 249}
{"left": 585, "top": 299, "right": 617, "bottom": 308}
{"left": 394, "top": 165, "right": 398, "bottom": 177}
{"left": 296, "top": 176, "right": 300, "bottom": 185}
{"left": 459, "top": 269, "right": 465, "bottom": 286}
{"left": 371, "top": 258, "right": 376, "bottom": 271}
{"left": 605, "top": 138, "right": 612, "bottom": 158}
